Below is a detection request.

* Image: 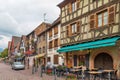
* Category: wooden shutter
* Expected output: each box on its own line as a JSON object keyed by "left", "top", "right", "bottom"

{"left": 77, "top": 21, "right": 81, "bottom": 32}
{"left": 108, "top": 5, "right": 115, "bottom": 24}
{"left": 69, "top": 25, "right": 72, "bottom": 36}
{"left": 54, "top": 26, "right": 58, "bottom": 35}
{"left": 67, "top": 25, "right": 71, "bottom": 37}
{"left": 90, "top": 14, "right": 96, "bottom": 29}
{"left": 54, "top": 55, "right": 58, "bottom": 64}
{"left": 49, "top": 41, "right": 52, "bottom": 49}
{"left": 54, "top": 39, "right": 58, "bottom": 47}
{"left": 49, "top": 29, "right": 52, "bottom": 37}
{"left": 76, "top": 0, "right": 80, "bottom": 9}
{"left": 69, "top": 3, "right": 72, "bottom": 14}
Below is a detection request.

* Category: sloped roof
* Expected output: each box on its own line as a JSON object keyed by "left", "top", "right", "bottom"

{"left": 12, "top": 36, "right": 21, "bottom": 48}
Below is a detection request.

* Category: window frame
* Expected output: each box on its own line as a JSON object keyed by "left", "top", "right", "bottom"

{"left": 97, "top": 10, "right": 108, "bottom": 27}
{"left": 90, "top": 5, "right": 115, "bottom": 29}
{"left": 71, "top": 23, "right": 77, "bottom": 34}
{"left": 72, "top": 2, "right": 77, "bottom": 12}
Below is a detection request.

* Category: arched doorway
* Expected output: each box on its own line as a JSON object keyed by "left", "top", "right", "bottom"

{"left": 94, "top": 53, "right": 113, "bottom": 70}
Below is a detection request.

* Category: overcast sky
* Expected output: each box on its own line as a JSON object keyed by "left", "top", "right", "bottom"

{"left": 0, "top": 0, "right": 63, "bottom": 50}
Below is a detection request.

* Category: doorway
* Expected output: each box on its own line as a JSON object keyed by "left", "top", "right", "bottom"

{"left": 94, "top": 53, "right": 113, "bottom": 69}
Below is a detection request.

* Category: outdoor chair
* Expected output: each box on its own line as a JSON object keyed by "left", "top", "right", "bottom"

{"left": 84, "top": 69, "right": 90, "bottom": 80}
{"left": 111, "top": 70, "right": 118, "bottom": 80}
{"left": 101, "top": 69, "right": 117, "bottom": 80}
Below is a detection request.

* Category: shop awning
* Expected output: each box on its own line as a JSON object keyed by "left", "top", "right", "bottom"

{"left": 35, "top": 53, "right": 45, "bottom": 58}
{"left": 57, "top": 37, "right": 120, "bottom": 52}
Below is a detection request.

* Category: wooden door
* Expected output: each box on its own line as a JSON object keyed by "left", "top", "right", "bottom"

{"left": 94, "top": 53, "right": 113, "bottom": 70}
{"left": 73, "top": 55, "right": 77, "bottom": 66}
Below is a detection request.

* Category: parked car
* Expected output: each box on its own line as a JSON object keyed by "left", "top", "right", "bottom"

{"left": 11, "top": 62, "right": 25, "bottom": 70}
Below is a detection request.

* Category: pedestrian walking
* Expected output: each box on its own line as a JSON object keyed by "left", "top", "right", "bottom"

{"left": 27, "top": 58, "right": 29, "bottom": 69}
{"left": 32, "top": 58, "right": 35, "bottom": 74}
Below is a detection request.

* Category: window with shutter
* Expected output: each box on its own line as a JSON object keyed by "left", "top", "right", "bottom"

{"left": 90, "top": 14, "right": 95, "bottom": 29}
{"left": 72, "top": 2, "right": 77, "bottom": 12}
{"left": 54, "top": 55, "right": 59, "bottom": 64}
{"left": 97, "top": 10, "right": 108, "bottom": 27}
{"left": 108, "top": 5, "right": 115, "bottom": 24}
{"left": 54, "top": 26, "right": 58, "bottom": 35}
{"left": 71, "top": 23, "right": 77, "bottom": 34}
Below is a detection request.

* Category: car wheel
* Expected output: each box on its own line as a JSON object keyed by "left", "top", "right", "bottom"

{"left": 12, "top": 67, "right": 14, "bottom": 70}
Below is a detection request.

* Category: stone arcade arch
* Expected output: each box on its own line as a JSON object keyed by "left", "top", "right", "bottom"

{"left": 94, "top": 53, "right": 113, "bottom": 70}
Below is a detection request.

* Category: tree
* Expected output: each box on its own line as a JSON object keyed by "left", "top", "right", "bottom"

{"left": 1, "top": 48, "right": 8, "bottom": 58}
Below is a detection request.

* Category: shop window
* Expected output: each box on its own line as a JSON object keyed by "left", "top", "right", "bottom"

{"left": 79, "top": 55, "right": 85, "bottom": 66}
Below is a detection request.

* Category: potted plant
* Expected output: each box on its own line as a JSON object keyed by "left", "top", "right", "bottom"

{"left": 67, "top": 73, "right": 77, "bottom": 80}
{"left": 79, "top": 62, "right": 84, "bottom": 66}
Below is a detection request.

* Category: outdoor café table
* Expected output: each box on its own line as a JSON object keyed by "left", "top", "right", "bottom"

{"left": 103, "top": 70, "right": 115, "bottom": 80}
{"left": 88, "top": 71, "right": 102, "bottom": 80}
{"left": 70, "top": 69, "right": 82, "bottom": 80}
{"left": 73, "top": 66, "right": 82, "bottom": 69}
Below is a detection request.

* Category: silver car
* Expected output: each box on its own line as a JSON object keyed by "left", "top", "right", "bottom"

{"left": 12, "top": 62, "right": 25, "bottom": 70}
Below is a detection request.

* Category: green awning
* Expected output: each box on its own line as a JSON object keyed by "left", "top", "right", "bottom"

{"left": 57, "top": 37, "right": 120, "bottom": 52}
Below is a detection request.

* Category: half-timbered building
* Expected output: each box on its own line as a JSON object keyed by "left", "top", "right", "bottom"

{"left": 58, "top": 0, "right": 120, "bottom": 77}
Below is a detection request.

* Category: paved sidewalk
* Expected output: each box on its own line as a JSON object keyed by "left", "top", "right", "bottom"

{"left": 19, "top": 66, "right": 66, "bottom": 80}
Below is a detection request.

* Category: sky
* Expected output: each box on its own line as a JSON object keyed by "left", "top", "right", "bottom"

{"left": 0, "top": 0, "right": 63, "bottom": 50}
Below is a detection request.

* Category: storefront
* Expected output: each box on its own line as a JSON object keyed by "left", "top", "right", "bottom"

{"left": 58, "top": 37, "right": 120, "bottom": 73}
{"left": 35, "top": 53, "right": 46, "bottom": 65}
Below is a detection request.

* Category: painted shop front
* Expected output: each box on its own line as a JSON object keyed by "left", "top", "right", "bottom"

{"left": 58, "top": 37, "right": 120, "bottom": 78}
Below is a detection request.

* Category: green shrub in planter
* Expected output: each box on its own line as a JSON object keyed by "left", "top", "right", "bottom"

{"left": 67, "top": 74, "right": 77, "bottom": 80}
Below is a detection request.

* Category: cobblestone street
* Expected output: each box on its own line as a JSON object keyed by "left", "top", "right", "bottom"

{"left": 0, "top": 63, "right": 65, "bottom": 80}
